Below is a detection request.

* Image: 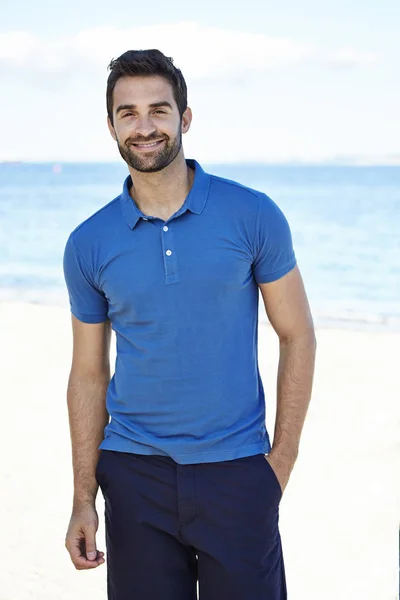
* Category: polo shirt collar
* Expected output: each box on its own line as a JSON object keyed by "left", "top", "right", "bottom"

{"left": 120, "top": 159, "right": 211, "bottom": 229}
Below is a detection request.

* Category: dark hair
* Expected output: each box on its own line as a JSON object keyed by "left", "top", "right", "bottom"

{"left": 106, "top": 49, "right": 188, "bottom": 124}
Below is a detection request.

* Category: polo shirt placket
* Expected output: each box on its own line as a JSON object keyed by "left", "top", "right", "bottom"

{"left": 160, "top": 222, "right": 179, "bottom": 285}
{"left": 141, "top": 216, "right": 180, "bottom": 285}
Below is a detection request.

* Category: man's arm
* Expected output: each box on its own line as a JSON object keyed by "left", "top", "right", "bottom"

{"left": 65, "top": 315, "right": 111, "bottom": 570}
{"left": 259, "top": 265, "right": 316, "bottom": 492}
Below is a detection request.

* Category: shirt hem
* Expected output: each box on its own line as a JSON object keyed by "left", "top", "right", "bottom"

{"left": 70, "top": 309, "right": 108, "bottom": 324}
{"left": 99, "top": 440, "right": 272, "bottom": 465}
{"left": 255, "top": 258, "right": 297, "bottom": 284}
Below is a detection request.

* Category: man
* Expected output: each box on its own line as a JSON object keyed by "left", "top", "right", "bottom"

{"left": 63, "top": 49, "right": 316, "bottom": 600}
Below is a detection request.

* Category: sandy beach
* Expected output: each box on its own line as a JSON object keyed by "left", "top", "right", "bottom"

{"left": 0, "top": 301, "right": 398, "bottom": 599}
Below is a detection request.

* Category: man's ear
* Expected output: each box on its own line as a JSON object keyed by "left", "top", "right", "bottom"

{"left": 181, "top": 107, "right": 192, "bottom": 134}
{"left": 107, "top": 116, "right": 117, "bottom": 141}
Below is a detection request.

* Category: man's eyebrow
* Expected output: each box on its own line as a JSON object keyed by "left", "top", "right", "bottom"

{"left": 115, "top": 101, "right": 173, "bottom": 114}
{"left": 149, "top": 101, "right": 173, "bottom": 110}
{"left": 116, "top": 104, "right": 135, "bottom": 114}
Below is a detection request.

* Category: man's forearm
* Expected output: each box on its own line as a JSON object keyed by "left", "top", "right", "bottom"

{"left": 67, "top": 372, "right": 110, "bottom": 508}
{"left": 270, "top": 329, "right": 316, "bottom": 468}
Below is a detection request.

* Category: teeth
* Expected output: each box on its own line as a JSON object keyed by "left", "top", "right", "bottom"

{"left": 136, "top": 141, "right": 159, "bottom": 147}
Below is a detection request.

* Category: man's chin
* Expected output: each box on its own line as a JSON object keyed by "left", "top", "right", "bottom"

{"left": 133, "top": 165, "right": 166, "bottom": 173}
{"left": 119, "top": 139, "right": 181, "bottom": 173}
{"left": 125, "top": 151, "right": 174, "bottom": 172}
{"left": 128, "top": 158, "right": 167, "bottom": 173}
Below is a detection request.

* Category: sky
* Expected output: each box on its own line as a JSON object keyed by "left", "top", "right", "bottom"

{"left": 1, "top": 0, "right": 399, "bottom": 163}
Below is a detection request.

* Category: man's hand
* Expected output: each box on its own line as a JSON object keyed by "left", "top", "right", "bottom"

{"left": 264, "top": 452, "right": 296, "bottom": 495}
{"left": 65, "top": 505, "right": 105, "bottom": 570}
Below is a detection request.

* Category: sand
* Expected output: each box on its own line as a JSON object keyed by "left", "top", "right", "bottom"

{"left": 0, "top": 302, "right": 398, "bottom": 599}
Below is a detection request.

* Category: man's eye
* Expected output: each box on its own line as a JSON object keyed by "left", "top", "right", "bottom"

{"left": 123, "top": 112, "right": 133, "bottom": 117}
{"left": 154, "top": 110, "right": 166, "bottom": 114}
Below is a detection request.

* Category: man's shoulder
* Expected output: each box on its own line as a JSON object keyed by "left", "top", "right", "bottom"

{"left": 208, "top": 172, "right": 263, "bottom": 201}
{"left": 69, "top": 195, "right": 122, "bottom": 243}
{"left": 205, "top": 170, "right": 287, "bottom": 226}
{"left": 206, "top": 172, "right": 282, "bottom": 220}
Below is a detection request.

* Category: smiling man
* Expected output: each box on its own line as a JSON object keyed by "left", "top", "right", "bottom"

{"left": 63, "top": 49, "right": 316, "bottom": 600}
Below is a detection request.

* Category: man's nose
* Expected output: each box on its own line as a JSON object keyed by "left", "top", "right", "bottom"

{"left": 134, "top": 116, "right": 157, "bottom": 138}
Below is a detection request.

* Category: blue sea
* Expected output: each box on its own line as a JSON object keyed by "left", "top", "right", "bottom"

{"left": 0, "top": 162, "right": 399, "bottom": 331}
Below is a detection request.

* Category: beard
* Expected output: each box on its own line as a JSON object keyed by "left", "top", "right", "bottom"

{"left": 116, "top": 126, "right": 182, "bottom": 173}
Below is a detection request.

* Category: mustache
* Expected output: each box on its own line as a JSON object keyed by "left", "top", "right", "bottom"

{"left": 125, "top": 134, "right": 168, "bottom": 145}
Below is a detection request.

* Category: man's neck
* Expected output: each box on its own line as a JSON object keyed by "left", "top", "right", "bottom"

{"left": 128, "top": 155, "right": 194, "bottom": 221}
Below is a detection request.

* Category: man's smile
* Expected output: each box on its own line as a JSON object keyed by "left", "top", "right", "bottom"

{"left": 130, "top": 139, "right": 165, "bottom": 151}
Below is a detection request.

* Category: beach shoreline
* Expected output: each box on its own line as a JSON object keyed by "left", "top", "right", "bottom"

{"left": 2, "top": 293, "right": 400, "bottom": 335}
{"left": 0, "top": 301, "right": 399, "bottom": 599}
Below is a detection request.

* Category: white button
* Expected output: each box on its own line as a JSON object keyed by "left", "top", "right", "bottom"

{"left": 163, "top": 226, "right": 169, "bottom": 232}
{"left": 166, "top": 250, "right": 172, "bottom": 256}
{"left": 143, "top": 217, "right": 148, "bottom": 221}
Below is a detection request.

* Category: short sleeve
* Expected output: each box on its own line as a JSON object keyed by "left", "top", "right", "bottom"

{"left": 63, "top": 233, "right": 109, "bottom": 323}
{"left": 252, "top": 194, "right": 297, "bottom": 284}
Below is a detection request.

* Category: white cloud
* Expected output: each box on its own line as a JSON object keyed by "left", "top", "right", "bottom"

{"left": 328, "top": 47, "right": 378, "bottom": 68}
{"left": 0, "top": 31, "right": 37, "bottom": 65}
{"left": 0, "top": 23, "right": 377, "bottom": 80}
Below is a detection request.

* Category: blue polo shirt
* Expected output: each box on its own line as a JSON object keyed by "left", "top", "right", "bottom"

{"left": 63, "top": 160, "right": 296, "bottom": 464}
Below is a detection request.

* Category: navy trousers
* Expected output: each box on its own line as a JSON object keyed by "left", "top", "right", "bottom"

{"left": 96, "top": 450, "right": 287, "bottom": 599}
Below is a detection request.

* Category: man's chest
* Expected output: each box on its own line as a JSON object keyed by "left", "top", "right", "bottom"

{"left": 98, "top": 220, "right": 255, "bottom": 315}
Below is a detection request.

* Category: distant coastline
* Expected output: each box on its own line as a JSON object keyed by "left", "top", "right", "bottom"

{"left": 2, "top": 155, "right": 400, "bottom": 167}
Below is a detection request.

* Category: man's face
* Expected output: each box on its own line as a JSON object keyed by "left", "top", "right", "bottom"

{"left": 108, "top": 75, "right": 191, "bottom": 173}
